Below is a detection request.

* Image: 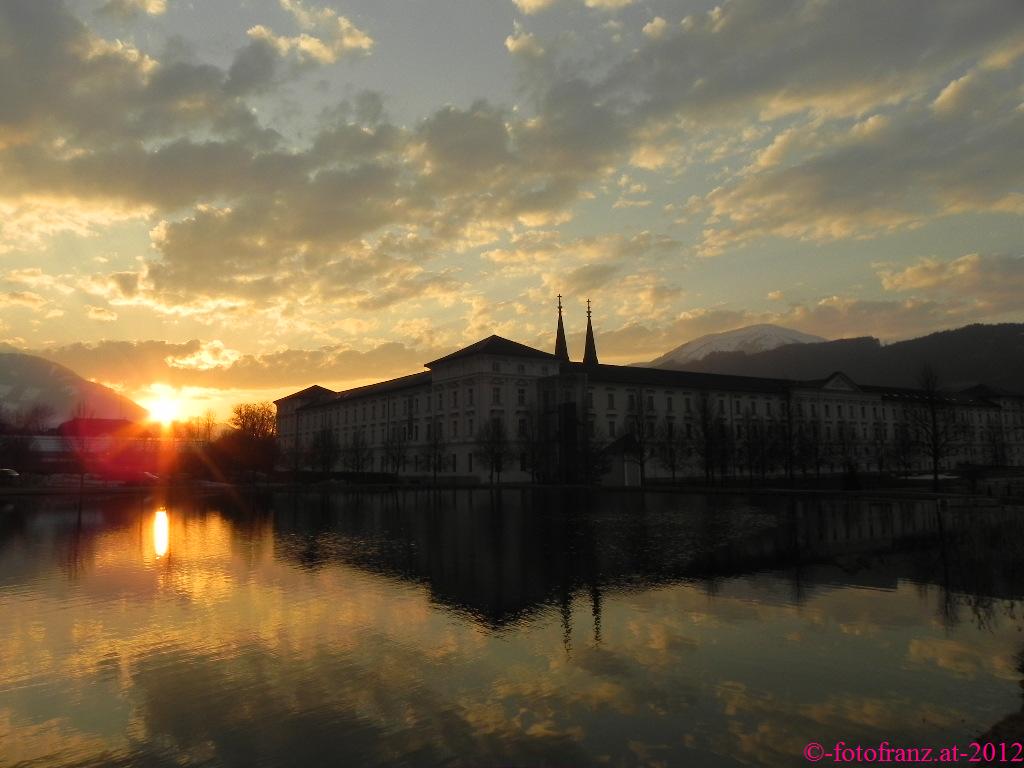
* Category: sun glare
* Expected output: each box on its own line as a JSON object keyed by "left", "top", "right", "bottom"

{"left": 142, "top": 387, "right": 182, "bottom": 426}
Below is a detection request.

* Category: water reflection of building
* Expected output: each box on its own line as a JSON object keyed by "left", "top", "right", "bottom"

{"left": 270, "top": 491, "right": 1024, "bottom": 630}
{"left": 276, "top": 301, "right": 1024, "bottom": 485}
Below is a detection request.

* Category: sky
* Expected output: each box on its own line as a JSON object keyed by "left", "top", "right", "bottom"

{"left": 0, "top": 0, "right": 1022, "bottom": 420}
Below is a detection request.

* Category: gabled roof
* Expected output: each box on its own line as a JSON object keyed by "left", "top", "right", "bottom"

{"left": 273, "top": 385, "right": 335, "bottom": 405}
{"left": 298, "top": 371, "right": 431, "bottom": 411}
{"left": 425, "top": 335, "right": 557, "bottom": 368}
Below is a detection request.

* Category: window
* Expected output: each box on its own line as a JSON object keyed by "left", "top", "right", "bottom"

{"left": 607, "top": 393, "right": 615, "bottom": 409}
{"left": 451, "top": 420, "right": 458, "bottom": 438}
{"left": 735, "top": 401, "right": 741, "bottom": 413}
{"left": 517, "top": 388, "right": 526, "bottom": 406}
{"left": 468, "top": 417, "right": 474, "bottom": 435}
{"left": 414, "top": 424, "right": 420, "bottom": 440}
{"left": 492, "top": 361, "right": 501, "bottom": 372}
{"left": 628, "top": 392, "right": 636, "bottom": 410}
{"left": 685, "top": 397, "right": 691, "bottom": 413}
{"left": 437, "top": 392, "right": 443, "bottom": 409}
{"left": 586, "top": 391, "right": 594, "bottom": 408}
{"left": 824, "top": 404, "right": 830, "bottom": 417}
{"left": 520, "top": 452, "right": 527, "bottom": 471}
{"left": 518, "top": 364, "right": 525, "bottom": 374}
{"left": 667, "top": 395, "right": 673, "bottom": 413}
{"left": 685, "top": 423, "right": 692, "bottom": 438}
{"left": 467, "top": 388, "right": 474, "bottom": 406}
{"left": 451, "top": 391, "right": 458, "bottom": 408}
{"left": 647, "top": 395, "right": 654, "bottom": 410}
{"left": 468, "top": 453, "right": 473, "bottom": 472}
{"left": 608, "top": 420, "right": 616, "bottom": 437}
{"left": 518, "top": 418, "right": 527, "bottom": 436}
{"left": 492, "top": 387, "right": 502, "bottom": 405}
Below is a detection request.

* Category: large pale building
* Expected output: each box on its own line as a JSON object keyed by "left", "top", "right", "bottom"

{"left": 275, "top": 302, "right": 1024, "bottom": 484}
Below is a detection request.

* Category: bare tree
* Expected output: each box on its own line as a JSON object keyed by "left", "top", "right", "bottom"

{"left": 625, "top": 388, "right": 657, "bottom": 486}
{"left": 418, "top": 418, "right": 448, "bottom": 484}
{"left": 577, "top": 422, "right": 612, "bottom": 485}
{"left": 475, "top": 417, "right": 513, "bottom": 484}
{"left": 309, "top": 428, "right": 341, "bottom": 475}
{"left": 655, "top": 417, "right": 690, "bottom": 483}
{"left": 983, "top": 415, "right": 1007, "bottom": 467}
{"left": 908, "top": 366, "right": 964, "bottom": 490}
{"left": 691, "top": 393, "right": 720, "bottom": 483}
{"left": 517, "top": 407, "right": 550, "bottom": 482}
{"left": 383, "top": 424, "right": 409, "bottom": 474}
{"left": 343, "top": 429, "right": 372, "bottom": 473}
{"left": 229, "top": 402, "right": 277, "bottom": 439}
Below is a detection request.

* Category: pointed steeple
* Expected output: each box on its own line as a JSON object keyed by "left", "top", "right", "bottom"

{"left": 554, "top": 294, "right": 570, "bottom": 361}
{"left": 583, "top": 298, "right": 599, "bottom": 367}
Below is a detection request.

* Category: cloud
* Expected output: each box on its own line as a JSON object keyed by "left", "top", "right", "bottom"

{"left": 85, "top": 305, "right": 118, "bottom": 321}
{"left": 877, "top": 253, "right": 1024, "bottom": 315}
{"left": 246, "top": 0, "right": 373, "bottom": 66}
{"left": 97, "top": 0, "right": 166, "bottom": 19}
{"left": 32, "top": 338, "right": 445, "bottom": 391}
{"left": 0, "top": 291, "right": 47, "bottom": 310}
{"left": 505, "top": 23, "right": 545, "bottom": 58}
{"left": 511, "top": 0, "right": 557, "bottom": 13}
{"left": 641, "top": 17, "right": 667, "bottom": 40}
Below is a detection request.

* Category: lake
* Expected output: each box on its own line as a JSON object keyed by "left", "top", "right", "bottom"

{"left": 1, "top": 489, "right": 1023, "bottom": 767}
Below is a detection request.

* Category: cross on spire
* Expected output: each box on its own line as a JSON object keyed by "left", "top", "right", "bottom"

{"left": 583, "top": 298, "right": 598, "bottom": 366}
{"left": 554, "top": 293, "right": 569, "bottom": 361}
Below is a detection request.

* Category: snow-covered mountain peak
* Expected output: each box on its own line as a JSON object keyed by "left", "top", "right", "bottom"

{"left": 649, "top": 324, "right": 826, "bottom": 367}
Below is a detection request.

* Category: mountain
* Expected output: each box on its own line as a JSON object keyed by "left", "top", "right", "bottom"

{"left": 649, "top": 324, "right": 826, "bottom": 367}
{"left": 657, "top": 324, "right": 1024, "bottom": 392}
{"left": 0, "top": 352, "right": 147, "bottom": 426}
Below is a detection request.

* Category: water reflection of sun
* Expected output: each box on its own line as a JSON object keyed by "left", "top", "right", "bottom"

{"left": 154, "top": 509, "right": 169, "bottom": 559}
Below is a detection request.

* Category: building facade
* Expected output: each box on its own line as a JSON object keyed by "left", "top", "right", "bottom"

{"left": 275, "top": 304, "right": 1024, "bottom": 484}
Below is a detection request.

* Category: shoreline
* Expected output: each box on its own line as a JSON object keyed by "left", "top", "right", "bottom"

{"left": 1, "top": 479, "right": 1021, "bottom": 505}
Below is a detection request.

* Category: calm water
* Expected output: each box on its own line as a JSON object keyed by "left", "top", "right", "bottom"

{"left": 1, "top": 490, "right": 1023, "bottom": 767}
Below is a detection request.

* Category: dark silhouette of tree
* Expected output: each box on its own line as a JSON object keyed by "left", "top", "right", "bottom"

{"left": 383, "top": 424, "right": 409, "bottom": 474}
{"left": 229, "top": 402, "right": 277, "bottom": 439}
{"left": 796, "top": 419, "right": 824, "bottom": 480}
{"left": 343, "top": 429, "right": 372, "bottom": 473}
{"left": 418, "top": 418, "right": 447, "bottom": 484}
{"left": 577, "top": 422, "right": 612, "bottom": 485}
{"left": 309, "top": 428, "right": 340, "bottom": 475}
{"left": 691, "top": 392, "right": 720, "bottom": 483}
{"left": 475, "top": 417, "right": 513, "bottom": 484}
{"left": 984, "top": 415, "right": 1007, "bottom": 466}
{"left": 625, "top": 388, "right": 657, "bottom": 486}
{"left": 219, "top": 401, "right": 278, "bottom": 475}
{"left": 891, "top": 419, "right": 917, "bottom": 476}
{"left": 655, "top": 417, "right": 689, "bottom": 483}
{"left": 909, "top": 365, "right": 963, "bottom": 490}
{"left": 518, "top": 407, "right": 550, "bottom": 482}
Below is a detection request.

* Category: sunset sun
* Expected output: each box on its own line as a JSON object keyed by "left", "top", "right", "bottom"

{"left": 142, "top": 389, "right": 181, "bottom": 426}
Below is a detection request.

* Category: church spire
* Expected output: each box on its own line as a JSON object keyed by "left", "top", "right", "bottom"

{"left": 583, "top": 298, "right": 599, "bottom": 366}
{"left": 554, "top": 294, "right": 569, "bottom": 361}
